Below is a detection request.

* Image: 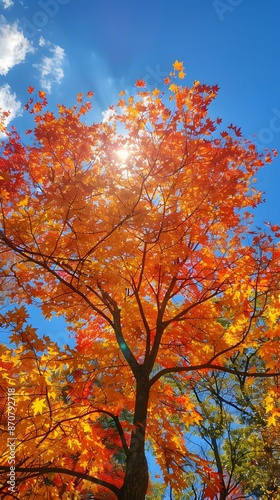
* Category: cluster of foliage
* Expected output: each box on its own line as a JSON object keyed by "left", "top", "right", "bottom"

{"left": 0, "top": 61, "right": 279, "bottom": 499}
{"left": 176, "top": 358, "right": 280, "bottom": 499}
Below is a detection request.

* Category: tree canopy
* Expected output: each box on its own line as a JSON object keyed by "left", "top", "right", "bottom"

{"left": 0, "top": 61, "right": 279, "bottom": 499}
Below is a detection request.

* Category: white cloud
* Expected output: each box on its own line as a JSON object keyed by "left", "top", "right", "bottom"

{"left": 0, "top": 16, "right": 34, "bottom": 75}
{"left": 0, "top": 84, "right": 21, "bottom": 136}
{"left": 1, "top": 0, "right": 14, "bottom": 9}
{"left": 102, "top": 107, "right": 116, "bottom": 123}
{"left": 34, "top": 43, "right": 65, "bottom": 92}
{"left": 38, "top": 36, "right": 46, "bottom": 47}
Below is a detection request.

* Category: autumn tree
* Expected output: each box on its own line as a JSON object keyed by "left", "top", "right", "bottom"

{"left": 175, "top": 357, "right": 280, "bottom": 499}
{"left": 0, "top": 61, "right": 279, "bottom": 499}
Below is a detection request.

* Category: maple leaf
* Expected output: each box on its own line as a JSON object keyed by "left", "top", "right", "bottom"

{"left": 27, "top": 86, "right": 34, "bottom": 94}
{"left": 31, "top": 397, "right": 47, "bottom": 416}
{"left": 228, "top": 123, "right": 242, "bottom": 136}
{"left": 169, "top": 83, "right": 178, "bottom": 92}
{"left": 220, "top": 130, "right": 229, "bottom": 138}
{"left": 152, "top": 88, "right": 160, "bottom": 96}
{"left": 135, "top": 79, "right": 146, "bottom": 87}
{"left": 178, "top": 70, "right": 186, "bottom": 79}
{"left": 33, "top": 102, "right": 43, "bottom": 113}
{"left": 173, "top": 60, "right": 184, "bottom": 71}
{"left": 267, "top": 414, "right": 277, "bottom": 426}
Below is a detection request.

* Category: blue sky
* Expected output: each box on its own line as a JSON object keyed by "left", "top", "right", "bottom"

{"left": 0, "top": 0, "right": 279, "bottom": 225}
{"left": 0, "top": 0, "right": 279, "bottom": 342}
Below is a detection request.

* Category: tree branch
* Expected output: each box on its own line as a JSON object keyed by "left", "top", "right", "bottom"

{"left": 0, "top": 465, "right": 120, "bottom": 496}
{"left": 149, "top": 363, "right": 280, "bottom": 387}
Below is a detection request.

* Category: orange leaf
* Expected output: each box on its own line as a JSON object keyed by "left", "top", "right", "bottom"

{"left": 135, "top": 79, "right": 146, "bottom": 87}
{"left": 173, "top": 60, "right": 184, "bottom": 71}
{"left": 169, "top": 83, "right": 178, "bottom": 92}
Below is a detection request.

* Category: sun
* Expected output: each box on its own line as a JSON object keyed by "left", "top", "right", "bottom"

{"left": 116, "top": 148, "right": 129, "bottom": 162}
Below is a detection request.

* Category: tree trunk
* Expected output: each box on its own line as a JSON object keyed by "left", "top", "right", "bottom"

{"left": 211, "top": 436, "right": 227, "bottom": 500}
{"left": 119, "top": 377, "right": 150, "bottom": 500}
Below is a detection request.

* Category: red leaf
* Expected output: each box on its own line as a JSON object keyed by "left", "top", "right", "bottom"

{"left": 135, "top": 79, "right": 146, "bottom": 87}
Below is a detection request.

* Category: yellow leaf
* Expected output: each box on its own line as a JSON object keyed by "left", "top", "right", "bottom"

{"left": 152, "top": 88, "right": 160, "bottom": 96}
{"left": 267, "top": 414, "right": 277, "bottom": 426}
{"left": 169, "top": 83, "right": 178, "bottom": 93}
{"left": 82, "top": 422, "right": 92, "bottom": 434}
{"left": 173, "top": 60, "right": 184, "bottom": 71}
{"left": 265, "top": 394, "right": 274, "bottom": 412}
{"left": 67, "top": 438, "right": 81, "bottom": 452}
{"left": 31, "top": 397, "right": 47, "bottom": 416}
{"left": 47, "top": 390, "right": 57, "bottom": 400}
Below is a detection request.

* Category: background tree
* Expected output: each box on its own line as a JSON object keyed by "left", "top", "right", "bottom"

{"left": 0, "top": 62, "right": 279, "bottom": 499}
{"left": 147, "top": 356, "right": 280, "bottom": 499}
{"left": 180, "top": 357, "right": 280, "bottom": 499}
